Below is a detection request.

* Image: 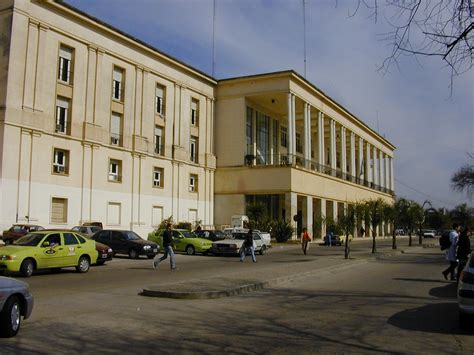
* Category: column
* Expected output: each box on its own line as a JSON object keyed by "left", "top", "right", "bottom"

{"left": 365, "top": 142, "right": 372, "bottom": 185}
{"left": 303, "top": 195, "right": 313, "bottom": 238}
{"left": 85, "top": 46, "right": 97, "bottom": 123}
{"left": 390, "top": 156, "right": 394, "bottom": 191}
{"left": 318, "top": 112, "right": 325, "bottom": 169}
{"left": 341, "top": 126, "right": 347, "bottom": 177}
{"left": 285, "top": 192, "right": 298, "bottom": 239}
{"left": 358, "top": 137, "right": 364, "bottom": 180}
{"left": 23, "top": 20, "right": 39, "bottom": 111}
{"left": 291, "top": 94, "right": 296, "bottom": 158}
{"left": 320, "top": 198, "right": 327, "bottom": 239}
{"left": 350, "top": 132, "right": 356, "bottom": 179}
{"left": 385, "top": 154, "right": 390, "bottom": 190}
{"left": 34, "top": 24, "right": 48, "bottom": 112}
{"left": 373, "top": 146, "right": 378, "bottom": 186}
{"left": 303, "top": 103, "right": 312, "bottom": 168}
{"left": 287, "top": 93, "right": 293, "bottom": 164}
{"left": 379, "top": 150, "right": 384, "bottom": 189}
{"left": 330, "top": 120, "right": 336, "bottom": 170}
{"left": 94, "top": 49, "right": 104, "bottom": 123}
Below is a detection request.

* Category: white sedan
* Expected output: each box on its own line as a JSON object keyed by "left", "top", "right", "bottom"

{"left": 210, "top": 231, "right": 266, "bottom": 256}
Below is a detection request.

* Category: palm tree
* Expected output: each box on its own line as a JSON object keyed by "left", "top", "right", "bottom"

{"left": 383, "top": 199, "right": 405, "bottom": 250}
{"left": 354, "top": 201, "right": 367, "bottom": 238}
{"left": 364, "top": 198, "right": 387, "bottom": 253}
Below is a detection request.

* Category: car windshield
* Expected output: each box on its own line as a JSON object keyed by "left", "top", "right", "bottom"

{"left": 180, "top": 231, "right": 194, "bottom": 238}
{"left": 214, "top": 231, "right": 225, "bottom": 238}
{"left": 14, "top": 233, "right": 45, "bottom": 246}
{"left": 124, "top": 231, "right": 141, "bottom": 240}
{"left": 233, "top": 233, "right": 247, "bottom": 240}
{"left": 90, "top": 227, "right": 101, "bottom": 233}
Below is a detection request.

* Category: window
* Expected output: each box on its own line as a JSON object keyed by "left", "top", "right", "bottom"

{"left": 58, "top": 45, "right": 73, "bottom": 84}
{"left": 112, "top": 67, "right": 124, "bottom": 101}
{"left": 190, "top": 136, "right": 198, "bottom": 163}
{"left": 153, "top": 167, "right": 163, "bottom": 188}
{"left": 108, "top": 159, "right": 122, "bottom": 182}
{"left": 56, "top": 97, "right": 70, "bottom": 134}
{"left": 155, "top": 85, "right": 165, "bottom": 115}
{"left": 53, "top": 148, "right": 69, "bottom": 174}
{"left": 110, "top": 112, "right": 122, "bottom": 146}
{"left": 64, "top": 233, "right": 79, "bottom": 245}
{"left": 281, "top": 126, "right": 287, "bottom": 147}
{"left": 189, "top": 174, "right": 198, "bottom": 192}
{"left": 191, "top": 99, "right": 199, "bottom": 126}
{"left": 256, "top": 112, "right": 269, "bottom": 164}
{"left": 154, "top": 126, "right": 163, "bottom": 155}
{"left": 246, "top": 107, "right": 253, "bottom": 148}
{"left": 51, "top": 198, "right": 68, "bottom": 224}
{"left": 296, "top": 133, "right": 302, "bottom": 153}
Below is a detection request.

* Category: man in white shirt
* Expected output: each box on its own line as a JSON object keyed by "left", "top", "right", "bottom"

{"left": 442, "top": 223, "right": 460, "bottom": 280}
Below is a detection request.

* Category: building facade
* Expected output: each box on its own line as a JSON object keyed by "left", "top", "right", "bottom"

{"left": 0, "top": 0, "right": 395, "bottom": 239}
{"left": 214, "top": 72, "right": 395, "bottom": 237}
{"left": 0, "top": 0, "right": 216, "bottom": 237}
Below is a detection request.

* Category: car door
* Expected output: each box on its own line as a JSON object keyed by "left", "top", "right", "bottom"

{"left": 253, "top": 232, "right": 263, "bottom": 251}
{"left": 111, "top": 231, "right": 128, "bottom": 254}
{"left": 172, "top": 231, "right": 184, "bottom": 252}
{"left": 63, "top": 232, "right": 81, "bottom": 266}
{"left": 95, "top": 230, "right": 112, "bottom": 248}
{"left": 38, "top": 233, "right": 67, "bottom": 268}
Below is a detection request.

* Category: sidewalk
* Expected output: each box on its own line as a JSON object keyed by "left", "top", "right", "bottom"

{"left": 141, "top": 240, "right": 436, "bottom": 299}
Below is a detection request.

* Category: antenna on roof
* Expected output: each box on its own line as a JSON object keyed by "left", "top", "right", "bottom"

{"left": 303, "top": 0, "right": 307, "bottom": 78}
{"left": 212, "top": 0, "right": 216, "bottom": 77}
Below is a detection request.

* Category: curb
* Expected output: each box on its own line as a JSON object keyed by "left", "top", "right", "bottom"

{"left": 141, "top": 246, "right": 421, "bottom": 299}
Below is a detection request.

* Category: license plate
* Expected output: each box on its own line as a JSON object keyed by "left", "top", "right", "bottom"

{"left": 102, "top": 254, "right": 108, "bottom": 258}
{"left": 153, "top": 248, "right": 158, "bottom": 252}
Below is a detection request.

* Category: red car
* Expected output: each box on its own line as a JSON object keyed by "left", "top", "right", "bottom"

{"left": 2, "top": 224, "right": 44, "bottom": 245}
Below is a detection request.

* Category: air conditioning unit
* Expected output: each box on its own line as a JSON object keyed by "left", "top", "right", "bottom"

{"left": 110, "top": 136, "right": 119, "bottom": 145}
{"left": 54, "top": 165, "right": 65, "bottom": 173}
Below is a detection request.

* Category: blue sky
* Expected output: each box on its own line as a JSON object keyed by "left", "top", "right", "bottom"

{"left": 66, "top": 0, "right": 473, "bottom": 209}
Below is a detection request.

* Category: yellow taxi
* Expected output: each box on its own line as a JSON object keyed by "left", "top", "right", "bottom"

{"left": 0, "top": 230, "right": 97, "bottom": 277}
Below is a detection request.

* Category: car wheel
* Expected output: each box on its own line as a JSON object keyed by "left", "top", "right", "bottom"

{"left": 186, "top": 245, "right": 195, "bottom": 255}
{"left": 76, "top": 255, "right": 90, "bottom": 273}
{"left": 259, "top": 245, "right": 266, "bottom": 255}
{"left": 129, "top": 249, "right": 139, "bottom": 259}
{"left": 20, "top": 259, "right": 34, "bottom": 278}
{"left": 459, "top": 311, "right": 471, "bottom": 329}
{"left": 0, "top": 296, "right": 21, "bottom": 338}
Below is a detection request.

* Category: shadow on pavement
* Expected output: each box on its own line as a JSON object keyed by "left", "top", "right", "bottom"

{"left": 393, "top": 277, "right": 449, "bottom": 284}
{"left": 428, "top": 282, "right": 457, "bottom": 299}
{"left": 388, "top": 302, "right": 473, "bottom": 335}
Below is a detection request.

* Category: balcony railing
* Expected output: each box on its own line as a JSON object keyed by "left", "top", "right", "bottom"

{"left": 243, "top": 153, "right": 394, "bottom": 195}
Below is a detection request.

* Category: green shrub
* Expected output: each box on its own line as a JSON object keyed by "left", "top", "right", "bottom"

{"left": 158, "top": 216, "right": 174, "bottom": 230}
{"left": 272, "top": 220, "right": 295, "bottom": 243}
{"left": 175, "top": 221, "right": 192, "bottom": 231}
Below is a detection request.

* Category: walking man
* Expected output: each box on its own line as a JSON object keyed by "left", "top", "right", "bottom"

{"left": 153, "top": 223, "right": 177, "bottom": 270}
{"left": 301, "top": 227, "right": 311, "bottom": 255}
{"left": 240, "top": 228, "right": 256, "bottom": 263}
{"left": 442, "top": 223, "right": 460, "bottom": 280}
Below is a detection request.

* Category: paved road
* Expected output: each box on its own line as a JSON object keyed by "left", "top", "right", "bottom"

{"left": 3, "top": 237, "right": 471, "bottom": 354}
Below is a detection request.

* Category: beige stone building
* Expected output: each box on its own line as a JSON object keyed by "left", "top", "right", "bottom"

{"left": 0, "top": 0, "right": 395, "bottom": 239}
{"left": 214, "top": 72, "right": 395, "bottom": 237}
{"left": 0, "top": 0, "right": 216, "bottom": 237}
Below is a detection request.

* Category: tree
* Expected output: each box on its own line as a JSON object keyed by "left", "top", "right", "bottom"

{"left": 450, "top": 203, "right": 474, "bottom": 228}
{"left": 351, "top": 0, "right": 473, "bottom": 83}
{"left": 451, "top": 164, "right": 474, "bottom": 199}
{"left": 364, "top": 198, "right": 387, "bottom": 253}
{"left": 401, "top": 200, "right": 424, "bottom": 246}
{"left": 337, "top": 205, "right": 357, "bottom": 259}
{"left": 354, "top": 201, "right": 367, "bottom": 237}
{"left": 383, "top": 198, "right": 407, "bottom": 250}
{"left": 425, "top": 208, "right": 451, "bottom": 231}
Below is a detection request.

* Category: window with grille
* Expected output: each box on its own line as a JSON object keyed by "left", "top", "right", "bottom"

{"left": 51, "top": 197, "right": 68, "bottom": 224}
{"left": 110, "top": 112, "right": 122, "bottom": 146}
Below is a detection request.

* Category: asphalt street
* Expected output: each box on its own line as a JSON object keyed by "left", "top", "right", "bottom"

{"left": 1, "top": 237, "right": 472, "bottom": 354}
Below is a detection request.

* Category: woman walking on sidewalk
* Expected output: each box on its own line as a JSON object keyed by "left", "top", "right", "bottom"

{"left": 301, "top": 227, "right": 311, "bottom": 255}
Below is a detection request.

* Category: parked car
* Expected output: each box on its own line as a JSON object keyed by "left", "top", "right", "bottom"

{"left": 210, "top": 230, "right": 266, "bottom": 256}
{"left": 91, "top": 230, "right": 159, "bottom": 259}
{"left": 0, "top": 276, "right": 34, "bottom": 337}
{"left": 221, "top": 227, "right": 271, "bottom": 248}
{"left": 458, "top": 253, "right": 474, "bottom": 329}
{"left": 0, "top": 231, "right": 97, "bottom": 277}
{"left": 194, "top": 229, "right": 226, "bottom": 242}
{"left": 421, "top": 229, "right": 436, "bottom": 238}
{"left": 71, "top": 225, "right": 102, "bottom": 237}
{"left": 395, "top": 228, "right": 405, "bottom": 236}
{"left": 323, "top": 234, "right": 352, "bottom": 246}
{"left": 2, "top": 224, "right": 44, "bottom": 245}
{"left": 148, "top": 229, "right": 212, "bottom": 255}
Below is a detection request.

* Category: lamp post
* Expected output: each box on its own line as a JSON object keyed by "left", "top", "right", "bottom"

{"left": 418, "top": 200, "right": 433, "bottom": 245}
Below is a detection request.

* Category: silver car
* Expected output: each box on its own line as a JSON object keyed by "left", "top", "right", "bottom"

{"left": 0, "top": 276, "right": 34, "bottom": 337}
{"left": 458, "top": 253, "right": 474, "bottom": 329}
